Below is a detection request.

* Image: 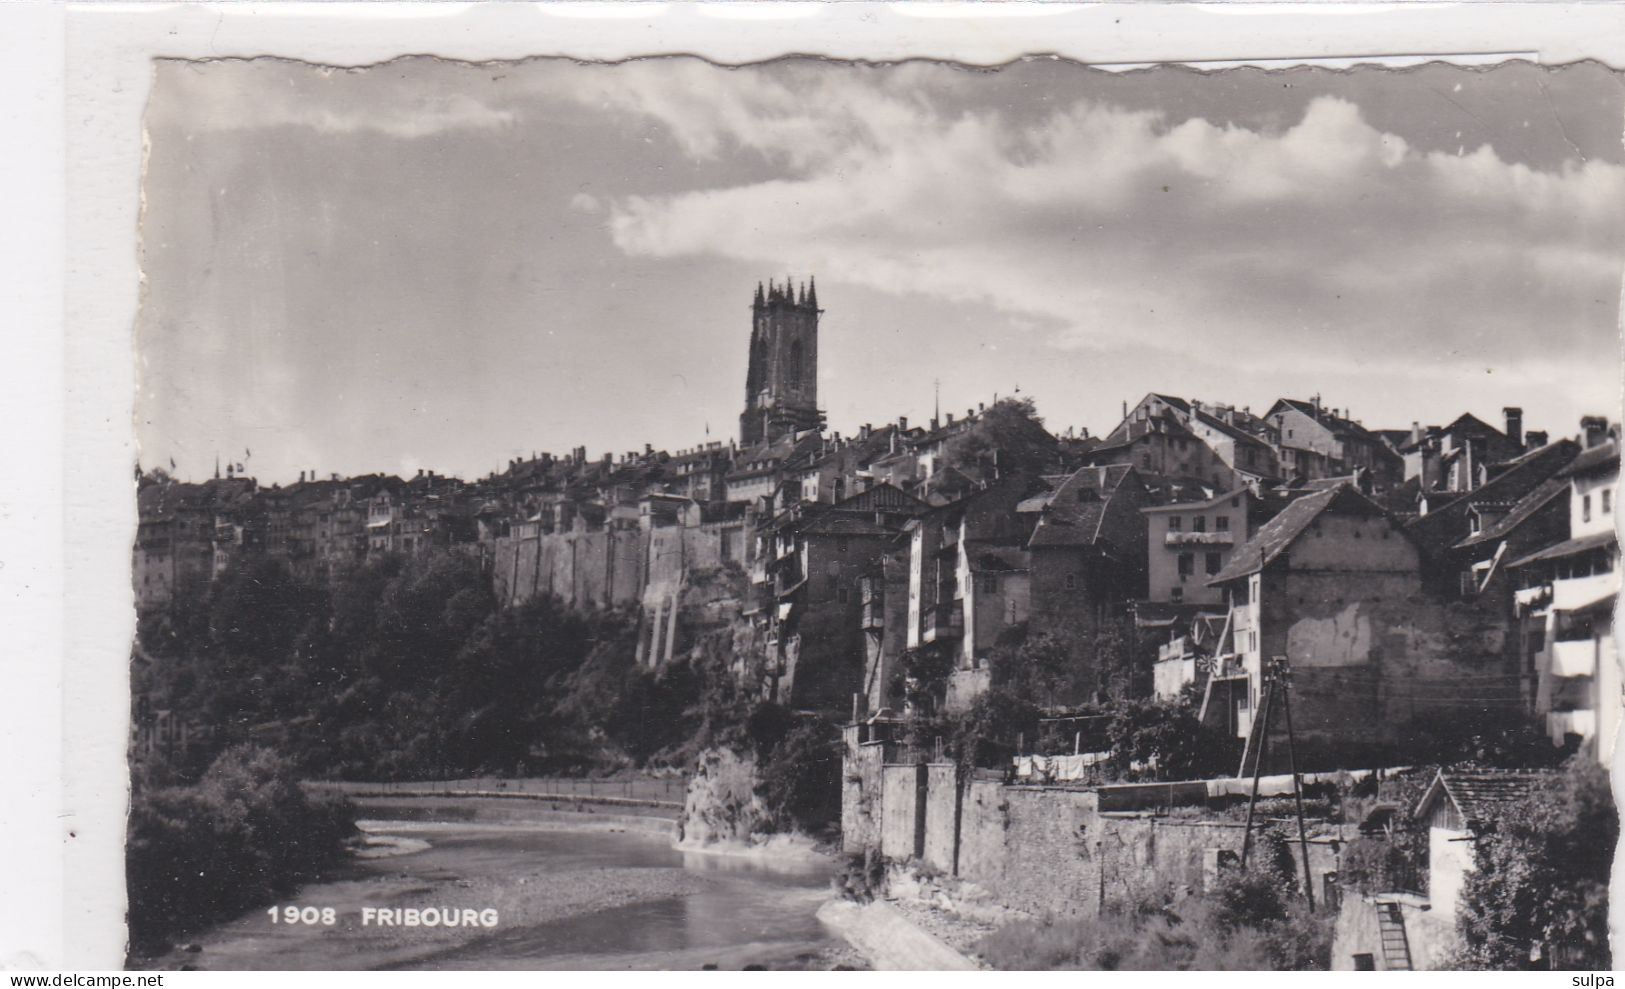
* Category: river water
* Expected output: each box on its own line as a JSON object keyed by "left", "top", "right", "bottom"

{"left": 153, "top": 801, "right": 850, "bottom": 971}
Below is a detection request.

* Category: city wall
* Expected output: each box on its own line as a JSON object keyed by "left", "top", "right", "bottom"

{"left": 845, "top": 735, "right": 1337, "bottom": 918}
{"left": 492, "top": 525, "right": 739, "bottom": 667}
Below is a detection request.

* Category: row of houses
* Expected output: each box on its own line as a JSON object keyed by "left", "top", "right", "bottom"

{"left": 134, "top": 384, "right": 1618, "bottom": 773}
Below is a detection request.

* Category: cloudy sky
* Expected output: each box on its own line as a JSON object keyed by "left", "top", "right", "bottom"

{"left": 137, "top": 57, "right": 1624, "bottom": 483}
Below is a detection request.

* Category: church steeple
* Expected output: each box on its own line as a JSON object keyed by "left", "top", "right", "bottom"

{"left": 740, "top": 276, "right": 824, "bottom": 447}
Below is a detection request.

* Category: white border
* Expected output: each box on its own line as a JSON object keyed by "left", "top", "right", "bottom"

{"left": 6, "top": 0, "right": 1622, "bottom": 972}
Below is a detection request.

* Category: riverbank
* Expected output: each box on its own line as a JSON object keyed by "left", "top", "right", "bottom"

{"left": 815, "top": 899, "right": 979, "bottom": 971}
{"left": 133, "top": 797, "right": 857, "bottom": 971}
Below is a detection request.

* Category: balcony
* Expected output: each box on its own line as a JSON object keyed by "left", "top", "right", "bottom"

{"left": 922, "top": 600, "right": 963, "bottom": 643}
{"left": 1552, "top": 638, "right": 1598, "bottom": 678}
{"left": 1165, "top": 530, "right": 1234, "bottom": 546}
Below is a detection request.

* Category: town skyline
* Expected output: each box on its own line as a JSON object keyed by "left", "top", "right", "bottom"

{"left": 137, "top": 57, "right": 1625, "bottom": 484}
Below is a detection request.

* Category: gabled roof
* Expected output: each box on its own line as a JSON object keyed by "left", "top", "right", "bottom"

{"left": 1556, "top": 440, "right": 1618, "bottom": 480}
{"left": 1454, "top": 476, "right": 1568, "bottom": 550}
{"left": 1414, "top": 770, "right": 1545, "bottom": 826}
{"left": 1406, "top": 439, "right": 1581, "bottom": 558}
{"left": 1208, "top": 483, "right": 1388, "bottom": 584}
{"left": 1267, "top": 399, "right": 1382, "bottom": 443}
{"left": 1191, "top": 409, "right": 1272, "bottom": 450}
{"left": 1506, "top": 528, "right": 1617, "bottom": 569}
{"left": 1027, "top": 464, "right": 1140, "bottom": 550}
{"left": 1099, "top": 409, "right": 1196, "bottom": 449}
{"left": 831, "top": 481, "right": 926, "bottom": 514}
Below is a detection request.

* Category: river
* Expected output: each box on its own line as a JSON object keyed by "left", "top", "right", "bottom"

{"left": 149, "top": 798, "right": 857, "bottom": 971}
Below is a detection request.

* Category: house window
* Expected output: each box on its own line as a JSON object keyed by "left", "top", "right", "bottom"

{"left": 1170, "top": 587, "right": 1184, "bottom": 603}
{"left": 1583, "top": 494, "right": 1592, "bottom": 523}
{"left": 979, "top": 574, "right": 998, "bottom": 594}
{"left": 1605, "top": 489, "right": 1614, "bottom": 515}
{"left": 1193, "top": 516, "right": 1207, "bottom": 533}
{"left": 837, "top": 584, "right": 850, "bottom": 604}
{"left": 1353, "top": 954, "right": 1375, "bottom": 972}
{"left": 1168, "top": 517, "right": 1183, "bottom": 532}
{"left": 1064, "top": 573, "right": 1078, "bottom": 591}
{"left": 1178, "top": 553, "right": 1194, "bottom": 578}
{"left": 1206, "top": 552, "right": 1222, "bottom": 575}
{"left": 1215, "top": 516, "right": 1230, "bottom": 532}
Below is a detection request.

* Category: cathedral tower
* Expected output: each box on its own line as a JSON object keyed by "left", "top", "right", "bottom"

{"left": 740, "top": 277, "right": 823, "bottom": 447}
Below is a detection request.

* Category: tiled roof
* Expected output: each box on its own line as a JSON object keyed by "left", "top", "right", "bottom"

{"left": 1557, "top": 440, "right": 1618, "bottom": 479}
{"left": 1454, "top": 476, "right": 1568, "bottom": 549}
{"left": 1027, "top": 464, "right": 1138, "bottom": 549}
{"left": 1415, "top": 770, "right": 1546, "bottom": 825}
{"left": 1208, "top": 483, "right": 1387, "bottom": 584}
{"left": 1269, "top": 398, "right": 1383, "bottom": 443}
{"left": 1192, "top": 409, "right": 1270, "bottom": 449}
{"left": 1506, "top": 529, "right": 1617, "bottom": 568}
{"left": 1406, "top": 440, "right": 1580, "bottom": 558}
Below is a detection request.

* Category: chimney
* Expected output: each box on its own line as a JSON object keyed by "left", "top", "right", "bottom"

{"left": 946, "top": 413, "right": 955, "bottom": 426}
{"left": 1410, "top": 421, "right": 1422, "bottom": 444}
{"left": 1581, "top": 416, "right": 1608, "bottom": 449}
{"left": 645, "top": 443, "right": 653, "bottom": 457}
{"left": 1502, "top": 407, "right": 1524, "bottom": 448}
{"left": 1122, "top": 400, "right": 1129, "bottom": 420}
{"left": 299, "top": 470, "right": 306, "bottom": 483}
{"left": 898, "top": 416, "right": 908, "bottom": 432}
{"left": 1525, "top": 430, "right": 1549, "bottom": 449}
{"left": 978, "top": 402, "right": 985, "bottom": 413}
{"left": 861, "top": 423, "right": 872, "bottom": 440}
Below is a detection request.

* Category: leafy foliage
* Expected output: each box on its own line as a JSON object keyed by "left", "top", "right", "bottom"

{"left": 755, "top": 712, "right": 844, "bottom": 834}
{"left": 943, "top": 397, "right": 1058, "bottom": 478}
{"left": 1104, "top": 698, "right": 1241, "bottom": 781}
{"left": 133, "top": 549, "right": 749, "bottom": 780}
{"left": 126, "top": 745, "right": 355, "bottom": 953}
{"left": 978, "top": 859, "right": 1333, "bottom": 971}
{"left": 1454, "top": 760, "right": 1615, "bottom": 970}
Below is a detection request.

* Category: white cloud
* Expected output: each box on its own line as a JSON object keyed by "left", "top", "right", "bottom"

{"left": 586, "top": 66, "right": 1625, "bottom": 376}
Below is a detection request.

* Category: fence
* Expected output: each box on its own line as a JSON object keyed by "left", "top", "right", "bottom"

{"left": 307, "top": 776, "right": 687, "bottom": 804}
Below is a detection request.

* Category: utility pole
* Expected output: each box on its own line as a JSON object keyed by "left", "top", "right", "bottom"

{"left": 1239, "top": 669, "right": 1276, "bottom": 868}
{"left": 1238, "top": 654, "right": 1317, "bottom": 913}
{"left": 1280, "top": 656, "right": 1317, "bottom": 913}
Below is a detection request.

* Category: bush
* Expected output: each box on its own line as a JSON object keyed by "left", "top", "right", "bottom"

{"left": 1454, "top": 760, "right": 1615, "bottom": 970}
{"left": 978, "top": 861, "right": 1333, "bottom": 971}
{"left": 833, "top": 851, "right": 887, "bottom": 903}
{"left": 1105, "top": 699, "right": 1239, "bottom": 781}
{"left": 756, "top": 713, "right": 842, "bottom": 834}
{"left": 126, "top": 745, "right": 356, "bottom": 953}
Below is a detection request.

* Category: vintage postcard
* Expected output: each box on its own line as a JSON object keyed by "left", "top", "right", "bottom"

{"left": 18, "top": 1, "right": 1625, "bottom": 976}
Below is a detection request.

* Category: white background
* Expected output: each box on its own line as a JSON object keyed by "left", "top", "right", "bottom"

{"left": 3, "top": 0, "right": 1623, "bottom": 974}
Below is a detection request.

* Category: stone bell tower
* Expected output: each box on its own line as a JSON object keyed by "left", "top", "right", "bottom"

{"left": 740, "top": 277, "right": 823, "bottom": 447}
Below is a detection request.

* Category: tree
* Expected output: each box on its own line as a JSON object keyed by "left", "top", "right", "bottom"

{"left": 1454, "top": 760, "right": 1616, "bottom": 970}
{"left": 944, "top": 397, "right": 1057, "bottom": 477}
{"left": 1105, "top": 698, "right": 1238, "bottom": 781}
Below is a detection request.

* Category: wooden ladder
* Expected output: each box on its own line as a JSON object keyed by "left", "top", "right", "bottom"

{"left": 1376, "top": 901, "right": 1414, "bottom": 970}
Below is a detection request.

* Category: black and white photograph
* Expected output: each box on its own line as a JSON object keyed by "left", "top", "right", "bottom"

{"left": 20, "top": 9, "right": 1625, "bottom": 974}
